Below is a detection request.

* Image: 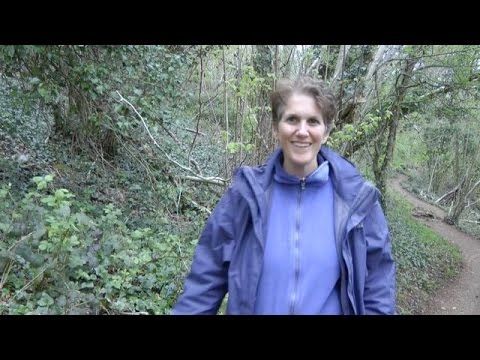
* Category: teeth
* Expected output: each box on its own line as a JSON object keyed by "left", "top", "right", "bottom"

{"left": 292, "top": 142, "right": 310, "bottom": 148}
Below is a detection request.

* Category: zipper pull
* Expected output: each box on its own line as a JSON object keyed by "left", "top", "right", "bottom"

{"left": 300, "top": 178, "right": 305, "bottom": 190}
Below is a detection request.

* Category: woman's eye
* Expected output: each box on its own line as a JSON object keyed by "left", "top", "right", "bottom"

{"left": 308, "top": 118, "right": 321, "bottom": 125}
{"left": 286, "top": 116, "right": 297, "bottom": 123}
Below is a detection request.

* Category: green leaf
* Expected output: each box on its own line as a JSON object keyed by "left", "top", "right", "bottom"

{"left": 69, "top": 235, "right": 80, "bottom": 246}
{"left": 80, "top": 282, "right": 94, "bottom": 289}
{"left": 40, "top": 196, "right": 56, "bottom": 207}
{"left": 76, "top": 212, "right": 96, "bottom": 227}
{"left": 56, "top": 295, "right": 67, "bottom": 307}
{"left": 58, "top": 204, "right": 71, "bottom": 218}
{"left": 129, "top": 184, "right": 142, "bottom": 191}
{"left": 5, "top": 46, "right": 15, "bottom": 57}
{"left": 37, "top": 293, "right": 54, "bottom": 307}
{"left": 69, "top": 256, "right": 87, "bottom": 268}
{"left": 0, "top": 223, "right": 9, "bottom": 233}
{"left": 29, "top": 77, "right": 41, "bottom": 85}
{"left": 0, "top": 188, "right": 8, "bottom": 199}
{"left": 30, "top": 226, "right": 45, "bottom": 243}
{"left": 37, "top": 86, "right": 49, "bottom": 99}
{"left": 131, "top": 229, "right": 144, "bottom": 239}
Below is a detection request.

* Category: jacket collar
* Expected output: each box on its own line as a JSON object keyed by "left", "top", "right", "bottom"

{"left": 273, "top": 154, "right": 330, "bottom": 187}
{"left": 234, "top": 146, "right": 377, "bottom": 222}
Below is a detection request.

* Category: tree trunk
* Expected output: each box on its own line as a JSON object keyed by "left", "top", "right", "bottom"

{"left": 359, "top": 45, "right": 389, "bottom": 120}
{"left": 337, "top": 45, "right": 400, "bottom": 157}
{"left": 252, "top": 45, "right": 273, "bottom": 164}
{"left": 449, "top": 176, "right": 480, "bottom": 224}
{"left": 373, "top": 51, "right": 417, "bottom": 203}
{"left": 330, "top": 45, "right": 351, "bottom": 95}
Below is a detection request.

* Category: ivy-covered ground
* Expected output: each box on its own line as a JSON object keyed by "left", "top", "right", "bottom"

{"left": 0, "top": 82, "right": 210, "bottom": 314}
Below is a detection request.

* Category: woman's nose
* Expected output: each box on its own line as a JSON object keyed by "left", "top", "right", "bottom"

{"left": 296, "top": 121, "right": 308, "bottom": 136}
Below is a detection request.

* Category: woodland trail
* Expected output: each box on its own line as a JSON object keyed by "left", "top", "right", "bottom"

{"left": 390, "top": 175, "right": 480, "bottom": 315}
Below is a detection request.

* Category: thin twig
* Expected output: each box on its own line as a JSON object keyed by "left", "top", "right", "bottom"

{"left": 121, "top": 140, "right": 157, "bottom": 190}
{"left": 1, "top": 232, "right": 34, "bottom": 291}
{"left": 175, "top": 242, "right": 189, "bottom": 272}
{"left": 0, "top": 260, "right": 13, "bottom": 291}
{"left": 462, "top": 220, "right": 480, "bottom": 224}
{"left": 179, "top": 175, "right": 228, "bottom": 186}
{"left": 189, "top": 199, "right": 212, "bottom": 215}
{"left": 188, "top": 51, "right": 204, "bottom": 165}
{"left": 161, "top": 123, "right": 181, "bottom": 144}
{"left": 222, "top": 47, "right": 229, "bottom": 177}
{"left": 466, "top": 198, "right": 480, "bottom": 209}
{"left": 119, "top": 311, "right": 149, "bottom": 315}
{"left": 464, "top": 178, "right": 480, "bottom": 201}
{"left": 14, "top": 263, "right": 51, "bottom": 299}
{"left": 8, "top": 232, "right": 33, "bottom": 252}
{"left": 184, "top": 128, "right": 205, "bottom": 136}
{"left": 159, "top": 124, "right": 202, "bottom": 174}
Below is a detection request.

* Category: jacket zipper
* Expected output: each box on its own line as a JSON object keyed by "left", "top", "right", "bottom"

{"left": 290, "top": 177, "right": 305, "bottom": 314}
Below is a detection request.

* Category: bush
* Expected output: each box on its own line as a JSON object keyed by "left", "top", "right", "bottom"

{"left": 0, "top": 174, "right": 195, "bottom": 314}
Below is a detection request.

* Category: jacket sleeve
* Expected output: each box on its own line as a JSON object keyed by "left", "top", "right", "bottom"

{"left": 363, "top": 200, "right": 396, "bottom": 315}
{"left": 171, "top": 188, "right": 236, "bottom": 315}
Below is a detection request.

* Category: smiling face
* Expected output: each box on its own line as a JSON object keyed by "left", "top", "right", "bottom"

{"left": 274, "top": 93, "right": 329, "bottom": 178}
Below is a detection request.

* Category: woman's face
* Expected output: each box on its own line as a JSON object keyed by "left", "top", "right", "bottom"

{"left": 274, "top": 93, "right": 329, "bottom": 178}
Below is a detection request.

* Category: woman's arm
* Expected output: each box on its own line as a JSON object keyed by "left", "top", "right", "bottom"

{"left": 171, "top": 189, "right": 236, "bottom": 315}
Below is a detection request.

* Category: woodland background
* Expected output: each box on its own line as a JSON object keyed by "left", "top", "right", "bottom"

{"left": 0, "top": 45, "right": 478, "bottom": 314}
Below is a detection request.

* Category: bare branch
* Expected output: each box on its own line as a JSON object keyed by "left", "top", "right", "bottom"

{"left": 157, "top": 124, "right": 202, "bottom": 175}
{"left": 189, "top": 199, "right": 212, "bottom": 215}
{"left": 188, "top": 50, "right": 204, "bottom": 165}
{"left": 180, "top": 175, "right": 228, "bottom": 186}
{"left": 331, "top": 45, "right": 351, "bottom": 93}
{"left": 462, "top": 220, "right": 480, "bottom": 224}
{"left": 466, "top": 198, "right": 480, "bottom": 209}
{"left": 116, "top": 91, "right": 227, "bottom": 186}
{"left": 8, "top": 232, "right": 33, "bottom": 252}
{"left": 118, "top": 311, "right": 149, "bottom": 315}
{"left": 435, "top": 185, "right": 459, "bottom": 204}
{"left": 223, "top": 47, "right": 229, "bottom": 175}
{"left": 14, "top": 263, "right": 51, "bottom": 299}
{"left": 160, "top": 123, "right": 180, "bottom": 143}
{"left": 184, "top": 127, "right": 205, "bottom": 136}
{"left": 465, "top": 178, "right": 480, "bottom": 200}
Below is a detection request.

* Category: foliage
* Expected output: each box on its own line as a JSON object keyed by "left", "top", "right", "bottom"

{"left": 0, "top": 174, "right": 197, "bottom": 314}
{"left": 328, "top": 109, "right": 389, "bottom": 151}
{"left": 0, "top": 45, "right": 196, "bottom": 160}
{"left": 1, "top": 44, "right": 479, "bottom": 316}
{"left": 392, "top": 115, "right": 429, "bottom": 174}
{"left": 387, "top": 191, "right": 462, "bottom": 314}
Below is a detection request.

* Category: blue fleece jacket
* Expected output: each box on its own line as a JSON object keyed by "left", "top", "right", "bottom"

{"left": 172, "top": 147, "right": 396, "bottom": 315}
{"left": 254, "top": 157, "right": 341, "bottom": 314}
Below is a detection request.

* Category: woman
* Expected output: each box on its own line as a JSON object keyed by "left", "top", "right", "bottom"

{"left": 172, "top": 76, "right": 396, "bottom": 315}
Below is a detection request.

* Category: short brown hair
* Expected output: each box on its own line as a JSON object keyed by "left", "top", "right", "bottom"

{"left": 270, "top": 76, "right": 337, "bottom": 133}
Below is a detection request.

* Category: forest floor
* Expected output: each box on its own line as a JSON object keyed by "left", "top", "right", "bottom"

{"left": 390, "top": 175, "right": 480, "bottom": 314}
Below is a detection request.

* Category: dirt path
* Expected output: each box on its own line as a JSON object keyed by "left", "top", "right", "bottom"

{"left": 390, "top": 175, "right": 480, "bottom": 314}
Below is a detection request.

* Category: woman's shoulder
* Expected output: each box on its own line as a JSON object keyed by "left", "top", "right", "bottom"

{"left": 322, "top": 146, "right": 358, "bottom": 170}
{"left": 233, "top": 163, "right": 268, "bottom": 182}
